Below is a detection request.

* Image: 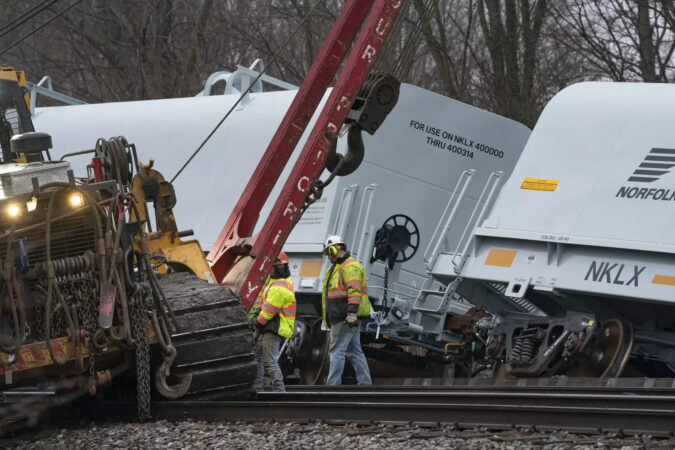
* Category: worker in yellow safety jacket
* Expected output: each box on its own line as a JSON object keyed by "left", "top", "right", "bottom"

{"left": 321, "top": 235, "right": 372, "bottom": 385}
{"left": 251, "top": 251, "right": 296, "bottom": 392}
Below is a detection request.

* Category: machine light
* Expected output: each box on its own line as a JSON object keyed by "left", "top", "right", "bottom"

{"left": 69, "top": 192, "right": 84, "bottom": 208}
{"left": 26, "top": 197, "right": 37, "bottom": 212}
{"left": 7, "top": 203, "right": 21, "bottom": 218}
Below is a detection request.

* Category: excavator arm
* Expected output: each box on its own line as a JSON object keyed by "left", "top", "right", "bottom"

{"left": 207, "top": 0, "right": 407, "bottom": 310}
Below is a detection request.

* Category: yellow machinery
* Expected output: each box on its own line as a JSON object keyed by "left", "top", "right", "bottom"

{"left": 0, "top": 68, "right": 256, "bottom": 431}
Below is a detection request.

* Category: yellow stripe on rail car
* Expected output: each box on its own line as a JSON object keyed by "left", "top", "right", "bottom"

{"left": 484, "top": 248, "right": 517, "bottom": 268}
{"left": 652, "top": 275, "right": 675, "bottom": 286}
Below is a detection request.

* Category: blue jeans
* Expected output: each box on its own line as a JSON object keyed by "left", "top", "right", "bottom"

{"left": 326, "top": 321, "right": 372, "bottom": 385}
{"left": 255, "top": 333, "right": 285, "bottom": 392}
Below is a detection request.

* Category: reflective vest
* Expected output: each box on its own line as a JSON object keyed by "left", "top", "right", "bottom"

{"left": 248, "top": 275, "right": 271, "bottom": 321}
{"left": 256, "top": 277, "right": 296, "bottom": 339}
{"left": 322, "top": 256, "right": 370, "bottom": 327}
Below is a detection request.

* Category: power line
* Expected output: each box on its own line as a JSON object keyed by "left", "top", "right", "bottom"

{"left": 0, "top": 0, "right": 59, "bottom": 38}
{"left": 170, "top": 0, "right": 323, "bottom": 183}
{"left": 0, "top": 0, "right": 85, "bottom": 57}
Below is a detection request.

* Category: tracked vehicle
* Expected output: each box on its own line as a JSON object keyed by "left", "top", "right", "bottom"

{"left": 0, "top": 67, "right": 257, "bottom": 428}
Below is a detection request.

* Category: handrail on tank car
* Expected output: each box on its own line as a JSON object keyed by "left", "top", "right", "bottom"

{"left": 424, "top": 169, "right": 474, "bottom": 271}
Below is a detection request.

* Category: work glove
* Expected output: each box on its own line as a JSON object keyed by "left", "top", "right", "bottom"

{"left": 248, "top": 307, "right": 261, "bottom": 330}
{"left": 345, "top": 312, "right": 358, "bottom": 327}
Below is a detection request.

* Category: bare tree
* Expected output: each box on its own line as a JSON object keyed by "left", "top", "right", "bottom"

{"left": 412, "top": 0, "right": 563, "bottom": 127}
{"left": 0, "top": 0, "right": 672, "bottom": 128}
{"left": 412, "top": 0, "right": 476, "bottom": 103}
{"left": 0, "top": 0, "right": 340, "bottom": 102}
{"left": 550, "top": 0, "right": 675, "bottom": 82}
{"left": 473, "top": 0, "right": 548, "bottom": 126}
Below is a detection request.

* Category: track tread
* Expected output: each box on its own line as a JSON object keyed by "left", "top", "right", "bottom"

{"left": 157, "top": 272, "right": 256, "bottom": 398}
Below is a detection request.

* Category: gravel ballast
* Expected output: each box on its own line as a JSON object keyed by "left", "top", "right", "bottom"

{"left": 5, "top": 420, "right": 675, "bottom": 449}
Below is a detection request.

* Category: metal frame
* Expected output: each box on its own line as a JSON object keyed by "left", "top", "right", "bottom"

{"left": 353, "top": 183, "right": 377, "bottom": 262}
{"left": 424, "top": 170, "right": 474, "bottom": 271}
{"left": 196, "top": 60, "right": 298, "bottom": 100}
{"left": 27, "top": 59, "right": 298, "bottom": 117}
{"left": 451, "top": 171, "right": 503, "bottom": 273}
{"left": 331, "top": 184, "right": 359, "bottom": 238}
{"left": 27, "top": 76, "right": 86, "bottom": 116}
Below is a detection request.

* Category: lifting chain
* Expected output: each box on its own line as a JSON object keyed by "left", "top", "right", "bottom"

{"left": 34, "top": 258, "right": 102, "bottom": 389}
{"left": 35, "top": 279, "right": 68, "bottom": 340}
{"left": 300, "top": 150, "right": 346, "bottom": 215}
{"left": 382, "top": 265, "right": 389, "bottom": 311}
{"left": 129, "top": 281, "right": 151, "bottom": 421}
{"left": 74, "top": 271, "right": 98, "bottom": 394}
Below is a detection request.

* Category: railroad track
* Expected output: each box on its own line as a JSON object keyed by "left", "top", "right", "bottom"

{"left": 70, "top": 379, "right": 675, "bottom": 438}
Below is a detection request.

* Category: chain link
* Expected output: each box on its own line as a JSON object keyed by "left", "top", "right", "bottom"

{"left": 301, "top": 180, "right": 324, "bottom": 215}
{"left": 76, "top": 271, "right": 98, "bottom": 392}
{"left": 34, "top": 253, "right": 153, "bottom": 420}
{"left": 382, "top": 265, "right": 389, "bottom": 310}
{"left": 130, "top": 281, "right": 151, "bottom": 420}
{"left": 300, "top": 154, "right": 346, "bottom": 215}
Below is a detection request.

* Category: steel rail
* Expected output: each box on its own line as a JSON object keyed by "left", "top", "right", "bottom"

{"left": 69, "top": 384, "right": 675, "bottom": 438}
{"left": 255, "top": 389, "right": 675, "bottom": 409}
{"left": 281, "top": 380, "right": 675, "bottom": 395}
{"left": 153, "top": 397, "right": 675, "bottom": 437}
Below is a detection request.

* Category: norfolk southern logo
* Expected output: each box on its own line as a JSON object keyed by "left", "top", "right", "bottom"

{"left": 628, "top": 148, "right": 675, "bottom": 182}
{"left": 616, "top": 147, "right": 675, "bottom": 201}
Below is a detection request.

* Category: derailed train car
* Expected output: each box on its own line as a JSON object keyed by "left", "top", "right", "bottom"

{"left": 429, "top": 82, "right": 675, "bottom": 378}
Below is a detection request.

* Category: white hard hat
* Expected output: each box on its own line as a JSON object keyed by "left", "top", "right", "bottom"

{"left": 323, "top": 235, "right": 345, "bottom": 254}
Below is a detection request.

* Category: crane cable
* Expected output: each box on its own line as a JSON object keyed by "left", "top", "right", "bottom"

{"left": 0, "top": 0, "right": 59, "bottom": 39}
{"left": 170, "top": 0, "right": 324, "bottom": 184}
{"left": 0, "top": 0, "right": 86, "bottom": 57}
{"left": 373, "top": 0, "right": 435, "bottom": 81}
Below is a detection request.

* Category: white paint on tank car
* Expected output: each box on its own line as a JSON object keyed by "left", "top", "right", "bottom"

{"left": 446, "top": 82, "right": 675, "bottom": 305}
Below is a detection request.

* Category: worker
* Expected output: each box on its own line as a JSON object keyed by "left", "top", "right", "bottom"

{"left": 321, "top": 235, "right": 372, "bottom": 385}
{"left": 252, "top": 251, "right": 296, "bottom": 392}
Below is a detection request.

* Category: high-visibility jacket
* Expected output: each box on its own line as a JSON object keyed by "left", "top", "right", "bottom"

{"left": 247, "top": 275, "right": 271, "bottom": 321}
{"left": 256, "top": 277, "right": 296, "bottom": 338}
{"left": 322, "top": 255, "right": 371, "bottom": 327}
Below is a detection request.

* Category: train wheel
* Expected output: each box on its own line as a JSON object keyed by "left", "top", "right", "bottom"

{"left": 569, "top": 319, "right": 633, "bottom": 378}
{"left": 299, "top": 319, "right": 329, "bottom": 385}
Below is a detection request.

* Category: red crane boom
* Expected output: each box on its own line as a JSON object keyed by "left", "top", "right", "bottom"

{"left": 208, "top": 0, "right": 406, "bottom": 310}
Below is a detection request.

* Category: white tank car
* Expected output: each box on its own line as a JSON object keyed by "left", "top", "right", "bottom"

{"left": 31, "top": 72, "right": 530, "bottom": 379}
{"left": 430, "top": 82, "right": 675, "bottom": 378}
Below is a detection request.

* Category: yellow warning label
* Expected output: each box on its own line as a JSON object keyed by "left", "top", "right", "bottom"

{"left": 521, "top": 178, "right": 559, "bottom": 192}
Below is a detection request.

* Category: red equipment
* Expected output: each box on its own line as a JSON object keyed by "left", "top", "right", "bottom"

{"left": 208, "top": 0, "right": 406, "bottom": 310}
